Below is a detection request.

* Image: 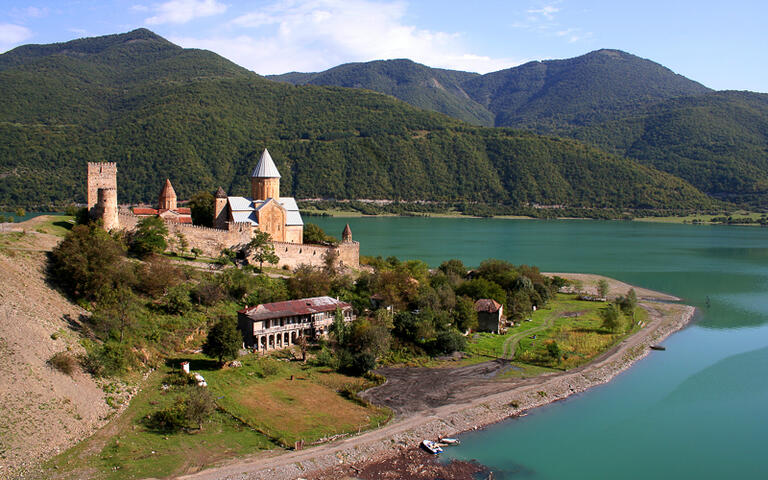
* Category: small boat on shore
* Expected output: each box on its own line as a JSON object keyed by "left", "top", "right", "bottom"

{"left": 650, "top": 345, "right": 666, "bottom": 351}
{"left": 421, "top": 439, "right": 443, "bottom": 454}
{"left": 438, "top": 437, "right": 460, "bottom": 445}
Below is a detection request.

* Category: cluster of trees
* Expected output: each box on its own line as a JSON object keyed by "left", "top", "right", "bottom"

{"left": 599, "top": 289, "right": 638, "bottom": 333}
{"left": 48, "top": 218, "right": 283, "bottom": 376}
{"left": 282, "top": 253, "right": 562, "bottom": 372}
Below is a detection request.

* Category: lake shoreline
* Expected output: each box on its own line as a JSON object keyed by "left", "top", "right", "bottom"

{"left": 181, "top": 280, "right": 695, "bottom": 480}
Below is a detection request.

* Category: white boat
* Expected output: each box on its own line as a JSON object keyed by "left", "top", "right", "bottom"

{"left": 421, "top": 439, "right": 443, "bottom": 454}
{"left": 439, "top": 437, "right": 460, "bottom": 445}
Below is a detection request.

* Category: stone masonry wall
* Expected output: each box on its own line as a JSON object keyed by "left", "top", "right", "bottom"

{"left": 118, "top": 211, "right": 358, "bottom": 268}
{"left": 271, "top": 240, "right": 360, "bottom": 270}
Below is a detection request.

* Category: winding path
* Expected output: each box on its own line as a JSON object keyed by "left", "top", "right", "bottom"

{"left": 500, "top": 311, "right": 558, "bottom": 359}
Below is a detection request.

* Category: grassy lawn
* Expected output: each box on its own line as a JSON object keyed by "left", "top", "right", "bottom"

{"left": 33, "top": 215, "right": 75, "bottom": 236}
{"left": 44, "top": 352, "right": 391, "bottom": 479}
{"left": 462, "top": 294, "right": 649, "bottom": 372}
{"left": 634, "top": 211, "right": 766, "bottom": 225}
{"left": 44, "top": 367, "right": 276, "bottom": 480}
{"left": 194, "top": 353, "right": 391, "bottom": 447}
{"left": 513, "top": 294, "right": 647, "bottom": 370}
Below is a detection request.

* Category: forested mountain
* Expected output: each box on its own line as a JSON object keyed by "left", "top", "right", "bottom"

{"left": 270, "top": 50, "right": 768, "bottom": 206}
{"left": 269, "top": 59, "right": 493, "bottom": 126}
{"left": 0, "top": 29, "right": 714, "bottom": 211}
{"left": 568, "top": 91, "right": 768, "bottom": 204}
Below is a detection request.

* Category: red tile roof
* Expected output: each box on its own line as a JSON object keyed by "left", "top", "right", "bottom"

{"left": 474, "top": 299, "right": 502, "bottom": 313}
{"left": 132, "top": 207, "right": 158, "bottom": 215}
{"left": 240, "top": 296, "right": 351, "bottom": 322}
{"left": 176, "top": 207, "right": 191, "bottom": 214}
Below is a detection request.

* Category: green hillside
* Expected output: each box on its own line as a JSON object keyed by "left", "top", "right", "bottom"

{"left": 269, "top": 59, "right": 494, "bottom": 126}
{"left": 0, "top": 29, "right": 714, "bottom": 212}
{"left": 269, "top": 50, "right": 767, "bottom": 206}
{"left": 568, "top": 91, "right": 768, "bottom": 204}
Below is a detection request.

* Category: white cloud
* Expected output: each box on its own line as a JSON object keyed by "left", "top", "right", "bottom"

{"left": 527, "top": 5, "right": 559, "bottom": 21}
{"left": 0, "top": 24, "right": 33, "bottom": 52}
{"left": 514, "top": 2, "right": 592, "bottom": 44}
{"left": 145, "top": 0, "right": 227, "bottom": 25}
{"left": 172, "top": 0, "right": 521, "bottom": 74}
{"left": 24, "top": 7, "right": 50, "bottom": 18}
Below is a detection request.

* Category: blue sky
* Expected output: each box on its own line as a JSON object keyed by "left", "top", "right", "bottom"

{"left": 1, "top": 0, "right": 765, "bottom": 91}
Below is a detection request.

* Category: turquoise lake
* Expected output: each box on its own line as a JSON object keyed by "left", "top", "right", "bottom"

{"left": 312, "top": 217, "right": 768, "bottom": 479}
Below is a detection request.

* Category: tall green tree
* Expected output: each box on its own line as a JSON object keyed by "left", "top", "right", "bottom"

{"left": 131, "top": 216, "right": 168, "bottom": 258}
{"left": 453, "top": 295, "right": 479, "bottom": 332}
{"left": 50, "top": 223, "right": 127, "bottom": 300}
{"left": 202, "top": 316, "right": 242, "bottom": 364}
{"left": 303, "top": 223, "right": 338, "bottom": 245}
{"left": 599, "top": 303, "right": 622, "bottom": 332}
{"left": 597, "top": 279, "right": 610, "bottom": 299}
{"left": 246, "top": 231, "right": 279, "bottom": 272}
{"left": 189, "top": 191, "right": 214, "bottom": 227}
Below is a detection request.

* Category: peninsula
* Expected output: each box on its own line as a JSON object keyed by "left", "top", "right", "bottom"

{"left": 0, "top": 214, "right": 694, "bottom": 479}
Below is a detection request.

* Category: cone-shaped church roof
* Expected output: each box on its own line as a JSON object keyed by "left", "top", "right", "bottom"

{"left": 214, "top": 186, "right": 227, "bottom": 198}
{"left": 251, "top": 148, "right": 281, "bottom": 178}
{"left": 342, "top": 223, "right": 352, "bottom": 241}
{"left": 159, "top": 178, "right": 177, "bottom": 199}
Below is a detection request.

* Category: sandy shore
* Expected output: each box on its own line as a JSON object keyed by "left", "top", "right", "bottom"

{"left": 180, "top": 277, "right": 694, "bottom": 480}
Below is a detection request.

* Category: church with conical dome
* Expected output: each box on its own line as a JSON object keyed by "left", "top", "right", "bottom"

{"left": 86, "top": 149, "right": 358, "bottom": 269}
{"left": 213, "top": 148, "right": 304, "bottom": 243}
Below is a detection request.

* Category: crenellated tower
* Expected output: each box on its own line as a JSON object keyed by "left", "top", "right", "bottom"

{"left": 87, "top": 162, "right": 119, "bottom": 230}
{"left": 250, "top": 148, "right": 281, "bottom": 200}
{"left": 87, "top": 162, "right": 117, "bottom": 210}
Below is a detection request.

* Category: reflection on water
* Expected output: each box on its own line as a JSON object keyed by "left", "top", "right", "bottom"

{"left": 313, "top": 217, "right": 768, "bottom": 478}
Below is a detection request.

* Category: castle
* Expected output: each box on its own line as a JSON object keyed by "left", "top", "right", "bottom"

{"left": 87, "top": 149, "right": 359, "bottom": 269}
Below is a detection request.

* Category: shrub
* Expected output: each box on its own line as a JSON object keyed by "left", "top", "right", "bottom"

{"left": 161, "top": 285, "right": 192, "bottom": 314}
{"left": 49, "top": 223, "right": 127, "bottom": 300}
{"left": 164, "top": 369, "right": 194, "bottom": 387}
{"left": 184, "top": 386, "right": 216, "bottom": 429}
{"left": 136, "top": 255, "right": 184, "bottom": 298}
{"left": 202, "top": 316, "right": 243, "bottom": 364}
{"left": 48, "top": 351, "right": 77, "bottom": 375}
{"left": 431, "top": 329, "right": 467, "bottom": 355}
{"left": 147, "top": 400, "right": 185, "bottom": 432}
{"left": 82, "top": 341, "right": 135, "bottom": 377}
{"left": 192, "top": 281, "right": 225, "bottom": 306}
{"left": 348, "top": 352, "right": 376, "bottom": 375}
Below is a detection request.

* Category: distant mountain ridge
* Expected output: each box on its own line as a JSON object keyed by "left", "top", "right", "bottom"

{"left": 0, "top": 29, "right": 718, "bottom": 211}
{"left": 268, "top": 50, "right": 711, "bottom": 129}
{"left": 270, "top": 59, "right": 493, "bottom": 126}
{"left": 269, "top": 51, "right": 768, "bottom": 206}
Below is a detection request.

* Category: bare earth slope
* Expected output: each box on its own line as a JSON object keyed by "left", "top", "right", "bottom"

{"left": 0, "top": 232, "right": 110, "bottom": 478}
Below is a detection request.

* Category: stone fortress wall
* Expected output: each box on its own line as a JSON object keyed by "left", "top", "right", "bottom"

{"left": 95, "top": 163, "right": 359, "bottom": 270}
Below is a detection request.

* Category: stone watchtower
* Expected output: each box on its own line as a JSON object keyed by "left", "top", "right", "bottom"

{"left": 87, "top": 162, "right": 119, "bottom": 230}
{"left": 158, "top": 179, "right": 177, "bottom": 211}
{"left": 213, "top": 186, "right": 228, "bottom": 229}
{"left": 251, "top": 148, "right": 281, "bottom": 200}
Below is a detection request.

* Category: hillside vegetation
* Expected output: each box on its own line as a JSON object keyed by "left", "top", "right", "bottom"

{"left": 271, "top": 50, "right": 768, "bottom": 207}
{"left": 269, "top": 59, "right": 493, "bottom": 126}
{"left": 0, "top": 29, "right": 715, "bottom": 211}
